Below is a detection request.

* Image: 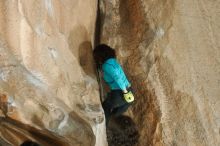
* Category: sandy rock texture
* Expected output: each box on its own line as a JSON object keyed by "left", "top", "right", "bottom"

{"left": 99, "top": 0, "right": 220, "bottom": 145}
{"left": 0, "top": 0, "right": 107, "bottom": 146}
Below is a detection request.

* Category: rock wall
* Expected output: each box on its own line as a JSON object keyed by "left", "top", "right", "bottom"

{"left": 99, "top": 0, "right": 220, "bottom": 146}
{"left": 0, "top": 0, "right": 108, "bottom": 146}
{"left": 1, "top": 0, "right": 219, "bottom": 145}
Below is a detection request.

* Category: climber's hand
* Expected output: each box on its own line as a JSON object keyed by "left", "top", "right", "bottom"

{"left": 123, "top": 91, "right": 134, "bottom": 103}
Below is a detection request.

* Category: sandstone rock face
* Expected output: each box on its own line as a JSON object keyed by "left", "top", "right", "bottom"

{"left": 0, "top": 0, "right": 108, "bottom": 146}
{"left": 1, "top": 0, "right": 219, "bottom": 145}
{"left": 99, "top": 0, "right": 220, "bottom": 146}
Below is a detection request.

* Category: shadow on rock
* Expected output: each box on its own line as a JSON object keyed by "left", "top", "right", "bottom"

{"left": 68, "top": 111, "right": 96, "bottom": 146}
{"left": 79, "top": 41, "right": 96, "bottom": 78}
{"left": 0, "top": 117, "right": 70, "bottom": 146}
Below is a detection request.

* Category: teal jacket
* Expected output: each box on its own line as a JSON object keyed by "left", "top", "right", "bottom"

{"left": 102, "top": 58, "right": 131, "bottom": 90}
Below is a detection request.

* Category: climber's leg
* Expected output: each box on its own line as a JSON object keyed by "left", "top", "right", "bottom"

{"left": 110, "top": 87, "right": 133, "bottom": 116}
{"left": 111, "top": 103, "right": 131, "bottom": 117}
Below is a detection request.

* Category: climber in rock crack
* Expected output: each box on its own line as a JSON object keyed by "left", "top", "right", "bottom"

{"left": 93, "top": 44, "right": 134, "bottom": 125}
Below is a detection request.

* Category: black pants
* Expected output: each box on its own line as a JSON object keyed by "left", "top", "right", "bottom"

{"left": 102, "top": 89, "right": 132, "bottom": 124}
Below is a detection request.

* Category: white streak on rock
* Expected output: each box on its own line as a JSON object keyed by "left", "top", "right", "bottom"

{"left": 44, "top": 0, "right": 53, "bottom": 17}
{"left": 35, "top": 24, "right": 45, "bottom": 37}
{"left": 0, "top": 71, "right": 8, "bottom": 82}
{"left": 58, "top": 110, "right": 69, "bottom": 130}
{"left": 48, "top": 48, "right": 58, "bottom": 59}
{"left": 26, "top": 71, "right": 47, "bottom": 89}
{"left": 156, "top": 27, "right": 165, "bottom": 38}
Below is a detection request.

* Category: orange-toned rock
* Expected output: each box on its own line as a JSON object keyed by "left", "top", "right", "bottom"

{"left": 99, "top": 0, "right": 220, "bottom": 145}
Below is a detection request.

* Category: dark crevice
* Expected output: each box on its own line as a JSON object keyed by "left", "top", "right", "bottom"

{"left": 94, "top": 0, "right": 101, "bottom": 47}
{"left": 94, "top": 1, "right": 141, "bottom": 146}
{"left": 94, "top": 0, "right": 164, "bottom": 146}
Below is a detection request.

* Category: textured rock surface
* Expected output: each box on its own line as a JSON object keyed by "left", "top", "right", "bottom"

{"left": 99, "top": 0, "right": 220, "bottom": 146}
{"left": 0, "top": 0, "right": 108, "bottom": 146}
{"left": 1, "top": 0, "right": 220, "bottom": 145}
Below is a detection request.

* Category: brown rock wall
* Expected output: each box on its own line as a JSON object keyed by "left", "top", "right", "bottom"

{"left": 99, "top": 0, "right": 220, "bottom": 145}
